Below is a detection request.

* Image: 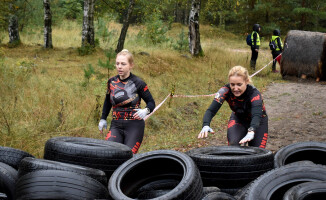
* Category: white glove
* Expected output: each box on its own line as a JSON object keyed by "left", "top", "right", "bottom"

{"left": 198, "top": 126, "right": 214, "bottom": 138}
{"left": 98, "top": 119, "right": 107, "bottom": 133}
{"left": 133, "top": 108, "right": 150, "bottom": 120}
{"left": 239, "top": 131, "right": 255, "bottom": 144}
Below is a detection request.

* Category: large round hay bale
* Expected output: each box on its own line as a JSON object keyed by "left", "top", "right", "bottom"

{"left": 281, "top": 30, "right": 326, "bottom": 80}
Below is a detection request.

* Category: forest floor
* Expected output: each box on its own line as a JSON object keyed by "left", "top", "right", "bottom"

{"left": 207, "top": 77, "right": 326, "bottom": 153}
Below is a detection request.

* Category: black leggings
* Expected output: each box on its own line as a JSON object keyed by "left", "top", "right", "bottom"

{"left": 105, "top": 119, "right": 145, "bottom": 154}
{"left": 227, "top": 112, "right": 268, "bottom": 148}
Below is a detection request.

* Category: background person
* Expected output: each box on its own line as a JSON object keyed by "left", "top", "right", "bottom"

{"left": 98, "top": 49, "right": 155, "bottom": 154}
{"left": 270, "top": 29, "right": 283, "bottom": 73}
{"left": 198, "top": 66, "right": 268, "bottom": 148}
{"left": 250, "top": 24, "right": 261, "bottom": 71}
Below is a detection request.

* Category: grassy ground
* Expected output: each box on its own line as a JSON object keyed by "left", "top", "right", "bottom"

{"left": 0, "top": 20, "right": 283, "bottom": 157}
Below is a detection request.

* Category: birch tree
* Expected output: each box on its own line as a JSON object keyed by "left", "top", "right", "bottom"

{"left": 82, "top": 0, "right": 95, "bottom": 47}
{"left": 116, "top": 0, "right": 135, "bottom": 53}
{"left": 188, "top": 0, "right": 202, "bottom": 56}
{"left": 43, "top": 0, "right": 52, "bottom": 48}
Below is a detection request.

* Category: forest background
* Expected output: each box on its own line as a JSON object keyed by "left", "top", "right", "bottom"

{"left": 0, "top": 0, "right": 326, "bottom": 157}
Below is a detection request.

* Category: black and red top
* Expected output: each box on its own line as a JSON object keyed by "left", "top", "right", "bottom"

{"left": 101, "top": 73, "right": 155, "bottom": 120}
{"left": 202, "top": 84, "right": 267, "bottom": 131}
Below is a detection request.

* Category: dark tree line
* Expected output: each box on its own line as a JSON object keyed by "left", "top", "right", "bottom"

{"left": 1, "top": 0, "right": 325, "bottom": 56}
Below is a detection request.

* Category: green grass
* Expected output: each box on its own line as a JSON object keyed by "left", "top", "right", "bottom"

{"left": 0, "top": 21, "right": 283, "bottom": 157}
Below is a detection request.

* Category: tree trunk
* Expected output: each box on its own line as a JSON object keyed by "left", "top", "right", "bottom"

{"left": 188, "top": 0, "right": 202, "bottom": 57}
{"left": 115, "top": 0, "right": 135, "bottom": 53}
{"left": 43, "top": 0, "right": 53, "bottom": 48}
{"left": 8, "top": 3, "right": 20, "bottom": 45}
{"left": 82, "top": 0, "right": 95, "bottom": 47}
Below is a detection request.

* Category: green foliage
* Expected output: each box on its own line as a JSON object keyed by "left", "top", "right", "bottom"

{"left": 8, "top": 39, "right": 21, "bottom": 48}
{"left": 78, "top": 43, "right": 95, "bottom": 56}
{"left": 95, "top": 17, "right": 117, "bottom": 47}
{"left": 59, "top": 0, "right": 83, "bottom": 20}
{"left": 83, "top": 64, "right": 95, "bottom": 87}
{"left": 98, "top": 48, "right": 116, "bottom": 78}
{"left": 171, "top": 28, "right": 188, "bottom": 52}
{"left": 143, "top": 12, "right": 169, "bottom": 44}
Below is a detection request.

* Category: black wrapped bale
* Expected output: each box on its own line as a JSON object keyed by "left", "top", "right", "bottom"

{"left": 281, "top": 30, "right": 326, "bottom": 80}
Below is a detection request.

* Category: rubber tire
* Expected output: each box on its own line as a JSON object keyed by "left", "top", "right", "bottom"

{"left": 243, "top": 163, "right": 326, "bottom": 200}
{"left": 0, "top": 162, "right": 18, "bottom": 200}
{"left": 43, "top": 137, "right": 133, "bottom": 178}
{"left": 274, "top": 141, "right": 326, "bottom": 168}
{"left": 202, "top": 186, "right": 221, "bottom": 197}
{"left": 137, "top": 190, "right": 170, "bottom": 199}
{"left": 283, "top": 181, "right": 326, "bottom": 200}
{"left": 0, "top": 193, "right": 6, "bottom": 200}
{"left": 15, "top": 170, "right": 111, "bottom": 200}
{"left": 18, "top": 157, "right": 107, "bottom": 185}
{"left": 201, "top": 192, "right": 236, "bottom": 200}
{"left": 186, "top": 146, "right": 274, "bottom": 192}
{"left": 136, "top": 179, "right": 180, "bottom": 194}
{"left": 109, "top": 150, "right": 204, "bottom": 200}
{"left": 0, "top": 146, "right": 34, "bottom": 169}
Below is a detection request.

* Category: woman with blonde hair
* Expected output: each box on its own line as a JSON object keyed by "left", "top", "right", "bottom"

{"left": 198, "top": 66, "right": 268, "bottom": 148}
{"left": 98, "top": 49, "right": 155, "bottom": 154}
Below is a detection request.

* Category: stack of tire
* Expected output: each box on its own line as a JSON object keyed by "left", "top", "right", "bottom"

{"left": 2, "top": 139, "right": 326, "bottom": 200}
{"left": 43, "top": 137, "right": 133, "bottom": 179}
{"left": 186, "top": 146, "right": 274, "bottom": 195}
{"left": 236, "top": 141, "right": 326, "bottom": 200}
{"left": 14, "top": 136, "right": 134, "bottom": 200}
{"left": 0, "top": 146, "right": 34, "bottom": 199}
{"left": 108, "top": 149, "right": 205, "bottom": 200}
{"left": 15, "top": 158, "right": 112, "bottom": 199}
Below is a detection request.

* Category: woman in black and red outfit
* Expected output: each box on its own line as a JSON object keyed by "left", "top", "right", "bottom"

{"left": 198, "top": 66, "right": 268, "bottom": 148}
{"left": 98, "top": 49, "right": 155, "bottom": 154}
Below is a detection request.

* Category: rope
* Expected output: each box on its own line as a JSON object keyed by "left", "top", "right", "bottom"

{"left": 144, "top": 54, "right": 282, "bottom": 120}
{"left": 250, "top": 53, "right": 282, "bottom": 78}
{"left": 172, "top": 93, "right": 216, "bottom": 98}
{"left": 144, "top": 94, "right": 171, "bottom": 121}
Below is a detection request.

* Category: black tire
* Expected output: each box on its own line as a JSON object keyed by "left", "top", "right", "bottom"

{"left": 243, "top": 163, "right": 326, "bottom": 200}
{"left": 136, "top": 179, "right": 180, "bottom": 194}
{"left": 0, "top": 146, "right": 34, "bottom": 169}
{"left": 203, "top": 186, "right": 221, "bottom": 197}
{"left": 186, "top": 146, "right": 274, "bottom": 193}
{"left": 18, "top": 157, "right": 108, "bottom": 185}
{"left": 15, "top": 170, "right": 111, "bottom": 200}
{"left": 233, "top": 181, "right": 254, "bottom": 200}
{"left": 274, "top": 141, "right": 326, "bottom": 168}
{"left": 201, "top": 192, "right": 236, "bottom": 200}
{"left": 137, "top": 190, "right": 171, "bottom": 199}
{"left": 0, "top": 193, "right": 6, "bottom": 200}
{"left": 109, "top": 150, "right": 204, "bottom": 200}
{"left": 283, "top": 181, "right": 326, "bottom": 200}
{"left": 0, "top": 162, "right": 17, "bottom": 200}
{"left": 43, "top": 137, "right": 133, "bottom": 178}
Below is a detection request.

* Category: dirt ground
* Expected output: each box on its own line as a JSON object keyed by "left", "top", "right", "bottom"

{"left": 264, "top": 79, "right": 326, "bottom": 153}
{"left": 207, "top": 78, "right": 326, "bottom": 153}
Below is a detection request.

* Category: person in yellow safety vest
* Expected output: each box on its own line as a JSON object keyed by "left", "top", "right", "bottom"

{"left": 250, "top": 24, "right": 261, "bottom": 71}
{"left": 270, "top": 29, "right": 283, "bottom": 73}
